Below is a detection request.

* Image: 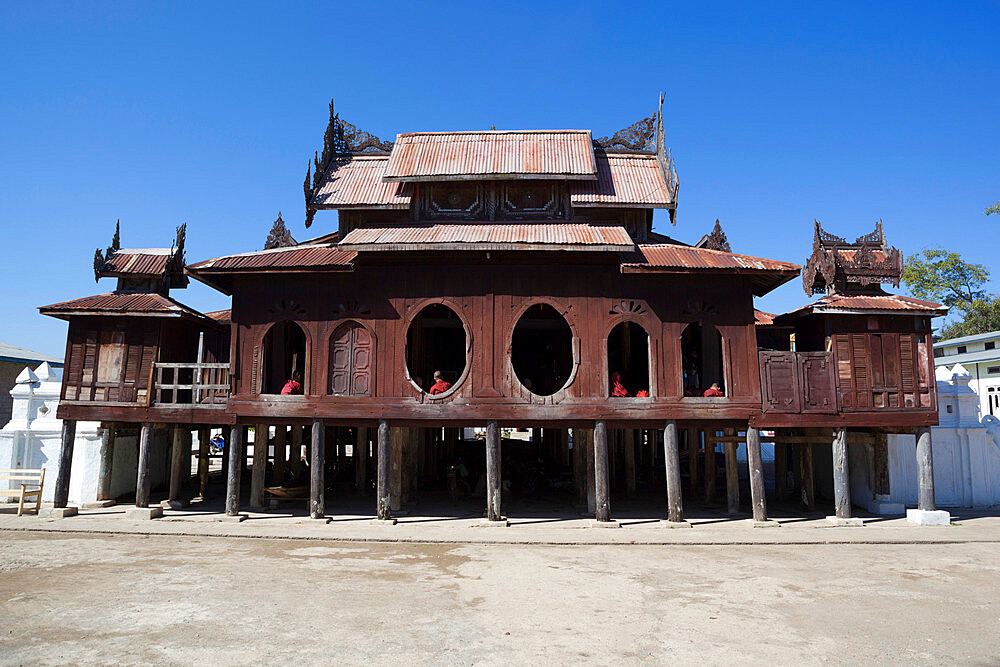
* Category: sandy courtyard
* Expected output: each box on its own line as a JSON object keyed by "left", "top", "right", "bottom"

{"left": 1, "top": 531, "right": 999, "bottom": 665}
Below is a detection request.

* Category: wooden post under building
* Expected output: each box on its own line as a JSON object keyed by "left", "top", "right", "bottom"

{"left": 593, "top": 420, "right": 611, "bottom": 522}
{"left": 96, "top": 423, "right": 116, "bottom": 502}
{"left": 53, "top": 419, "right": 76, "bottom": 509}
{"left": 663, "top": 420, "right": 683, "bottom": 523}
{"left": 376, "top": 420, "right": 391, "bottom": 520}
{"left": 485, "top": 420, "right": 502, "bottom": 522}
{"left": 136, "top": 422, "right": 153, "bottom": 509}
{"left": 225, "top": 424, "right": 243, "bottom": 516}
{"left": 310, "top": 418, "right": 325, "bottom": 519}
{"left": 746, "top": 426, "right": 767, "bottom": 523}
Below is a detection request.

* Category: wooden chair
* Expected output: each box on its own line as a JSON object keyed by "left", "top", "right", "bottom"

{"left": 0, "top": 468, "right": 45, "bottom": 516}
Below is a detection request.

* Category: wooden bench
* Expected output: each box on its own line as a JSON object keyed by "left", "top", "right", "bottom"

{"left": 0, "top": 468, "right": 45, "bottom": 516}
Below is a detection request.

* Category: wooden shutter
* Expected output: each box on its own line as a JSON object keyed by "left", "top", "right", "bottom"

{"left": 850, "top": 334, "right": 870, "bottom": 409}
{"left": 759, "top": 351, "right": 800, "bottom": 413}
{"left": 834, "top": 334, "right": 853, "bottom": 409}
{"left": 351, "top": 325, "right": 373, "bottom": 397}
{"left": 799, "top": 352, "right": 837, "bottom": 413}
{"left": 329, "top": 324, "right": 352, "bottom": 395}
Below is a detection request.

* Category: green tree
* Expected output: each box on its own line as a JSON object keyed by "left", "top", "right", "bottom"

{"left": 939, "top": 299, "right": 1000, "bottom": 339}
{"left": 902, "top": 248, "right": 1000, "bottom": 339}
{"left": 902, "top": 248, "right": 989, "bottom": 308}
{"left": 986, "top": 201, "right": 1000, "bottom": 216}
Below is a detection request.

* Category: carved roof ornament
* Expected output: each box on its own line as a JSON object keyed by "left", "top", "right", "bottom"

{"left": 305, "top": 99, "right": 395, "bottom": 227}
{"left": 802, "top": 219, "right": 903, "bottom": 295}
{"left": 264, "top": 212, "right": 296, "bottom": 250}
{"left": 595, "top": 94, "right": 678, "bottom": 223}
{"left": 93, "top": 219, "right": 121, "bottom": 282}
{"left": 696, "top": 219, "right": 731, "bottom": 253}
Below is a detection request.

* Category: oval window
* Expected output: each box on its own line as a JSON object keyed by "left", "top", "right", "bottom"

{"left": 511, "top": 304, "right": 573, "bottom": 396}
{"left": 406, "top": 304, "right": 466, "bottom": 394}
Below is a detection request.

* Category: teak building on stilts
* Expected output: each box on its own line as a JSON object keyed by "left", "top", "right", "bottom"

{"left": 41, "top": 98, "right": 947, "bottom": 525}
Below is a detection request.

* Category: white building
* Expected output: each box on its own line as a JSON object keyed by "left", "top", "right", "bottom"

{"left": 934, "top": 330, "right": 1000, "bottom": 419}
{"left": 0, "top": 362, "right": 168, "bottom": 505}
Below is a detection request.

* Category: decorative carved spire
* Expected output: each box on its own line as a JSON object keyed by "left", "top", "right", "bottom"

{"left": 802, "top": 220, "right": 903, "bottom": 295}
{"left": 698, "top": 219, "right": 731, "bottom": 253}
{"left": 93, "top": 219, "right": 121, "bottom": 282}
{"left": 264, "top": 212, "right": 296, "bottom": 250}
{"left": 304, "top": 99, "right": 395, "bottom": 227}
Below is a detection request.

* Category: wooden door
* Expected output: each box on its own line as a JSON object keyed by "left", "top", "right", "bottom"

{"left": 759, "top": 351, "right": 801, "bottom": 413}
{"left": 799, "top": 352, "right": 837, "bottom": 413}
{"left": 329, "top": 322, "right": 373, "bottom": 396}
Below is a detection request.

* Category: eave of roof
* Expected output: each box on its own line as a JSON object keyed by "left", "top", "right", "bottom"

{"left": 383, "top": 130, "right": 598, "bottom": 182}
{"left": 620, "top": 244, "right": 801, "bottom": 296}
{"left": 569, "top": 153, "right": 675, "bottom": 209}
{"left": 0, "top": 342, "right": 63, "bottom": 365}
{"left": 337, "top": 223, "right": 635, "bottom": 253}
{"left": 933, "top": 329, "right": 1000, "bottom": 348}
{"left": 185, "top": 245, "right": 357, "bottom": 295}
{"left": 775, "top": 292, "right": 948, "bottom": 323}
{"left": 38, "top": 292, "right": 220, "bottom": 326}
{"left": 934, "top": 349, "right": 1000, "bottom": 367}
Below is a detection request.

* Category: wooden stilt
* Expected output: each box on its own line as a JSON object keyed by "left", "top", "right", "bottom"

{"left": 96, "top": 423, "right": 116, "bottom": 502}
{"left": 571, "top": 428, "right": 586, "bottom": 505}
{"left": 832, "top": 428, "right": 851, "bottom": 518}
{"left": 485, "top": 420, "right": 502, "bottom": 521}
{"left": 310, "top": 418, "right": 325, "bottom": 519}
{"left": 225, "top": 425, "right": 243, "bottom": 516}
{"left": 389, "top": 426, "right": 403, "bottom": 511}
{"left": 291, "top": 426, "right": 303, "bottom": 462}
{"left": 688, "top": 427, "right": 700, "bottom": 493}
{"left": 724, "top": 427, "right": 740, "bottom": 515}
{"left": 916, "top": 426, "right": 936, "bottom": 511}
{"left": 196, "top": 427, "right": 210, "bottom": 500}
{"left": 168, "top": 426, "right": 185, "bottom": 503}
{"left": 800, "top": 442, "right": 815, "bottom": 511}
{"left": 53, "top": 419, "right": 76, "bottom": 508}
{"left": 775, "top": 441, "right": 787, "bottom": 501}
{"left": 624, "top": 429, "right": 636, "bottom": 498}
{"left": 704, "top": 429, "right": 716, "bottom": 504}
{"left": 376, "top": 420, "right": 391, "bottom": 520}
{"left": 663, "top": 420, "right": 683, "bottom": 522}
{"left": 355, "top": 426, "right": 368, "bottom": 493}
{"left": 273, "top": 425, "right": 286, "bottom": 487}
{"left": 746, "top": 426, "right": 767, "bottom": 522}
{"left": 594, "top": 420, "right": 611, "bottom": 522}
{"left": 585, "top": 428, "right": 596, "bottom": 513}
{"left": 135, "top": 422, "right": 153, "bottom": 509}
{"left": 250, "top": 424, "right": 268, "bottom": 509}
{"left": 873, "top": 431, "right": 890, "bottom": 496}
{"left": 240, "top": 426, "right": 249, "bottom": 480}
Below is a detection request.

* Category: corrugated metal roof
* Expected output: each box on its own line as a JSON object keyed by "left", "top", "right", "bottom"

{"left": 622, "top": 244, "right": 801, "bottom": 272}
{"left": 39, "top": 292, "right": 214, "bottom": 322}
{"left": 101, "top": 249, "right": 172, "bottom": 277}
{"left": 570, "top": 154, "right": 674, "bottom": 208}
{"left": 187, "top": 245, "right": 357, "bottom": 271}
{"left": 383, "top": 131, "right": 597, "bottom": 181}
{"left": 337, "top": 223, "right": 634, "bottom": 252}
{"left": 0, "top": 342, "right": 62, "bottom": 364}
{"left": 311, "top": 156, "right": 413, "bottom": 209}
{"left": 779, "top": 292, "right": 948, "bottom": 321}
{"left": 754, "top": 310, "right": 777, "bottom": 326}
{"left": 205, "top": 309, "right": 232, "bottom": 325}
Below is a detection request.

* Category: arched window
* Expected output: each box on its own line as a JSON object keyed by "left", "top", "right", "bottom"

{"left": 681, "top": 322, "right": 724, "bottom": 397}
{"left": 328, "top": 321, "right": 373, "bottom": 396}
{"left": 607, "top": 321, "right": 650, "bottom": 397}
{"left": 261, "top": 321, "right": 307, "bottom": 395}
{"left": 511, "top": 303, "right": 573, "bottom": 396}
{"left": 406, "top": 304, "right": 466, "bottom": 393}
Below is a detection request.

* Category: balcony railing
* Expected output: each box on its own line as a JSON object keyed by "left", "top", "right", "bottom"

{"left": 151, "top": 362, "right": 230, "bottom": 407}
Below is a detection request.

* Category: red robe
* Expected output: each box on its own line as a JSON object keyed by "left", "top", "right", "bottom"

{"left": 280, "top": 379, "right": 302, "bottom": 395}
{"left": 610, "top": 372, "right": 629, "bottom": 397}
{"left": 703, "top": 387, "right": 724, "bottom": 397}
{"left": 429, "top": 379, "right": 452, "bottom": 395}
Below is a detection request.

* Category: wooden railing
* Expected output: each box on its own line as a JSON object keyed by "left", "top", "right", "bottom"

{"left": 151, "top": 362, "right": 230, "bottom": 407}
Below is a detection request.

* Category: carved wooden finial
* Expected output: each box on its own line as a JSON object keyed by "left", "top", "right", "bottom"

{"left": 264, "top": 212, "right": 296, "bottom": 250}
{"left": 803, "top": 220, "right": 902, "bottom": 295}
{"left": 698, "top": 219, "right": 731, "bottom": 253}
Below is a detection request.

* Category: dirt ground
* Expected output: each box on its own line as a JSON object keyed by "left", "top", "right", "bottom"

{"left": 1, "top": 532, "right": 999, "bottom": 665}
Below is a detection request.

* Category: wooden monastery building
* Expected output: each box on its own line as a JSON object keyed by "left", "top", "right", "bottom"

{"left": 39, "top": 98, "right": 949, "bottom": 525}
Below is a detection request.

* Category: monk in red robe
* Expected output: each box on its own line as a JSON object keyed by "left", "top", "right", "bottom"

{"left": 703, "top": 382, "right": 724, "bottom": 397}
{"left": 280, "top": 370, "right": 303, "bottom": 395}
{"left": 610, "top": 371, "right": 629, "bottom": 397}
{"left": 428, "top": 370, "right": 452, "bottom": 395}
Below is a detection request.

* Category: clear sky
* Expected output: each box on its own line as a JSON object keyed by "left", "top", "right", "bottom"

{"left": 2, "top": 2, "right": 997, "bottom": 357}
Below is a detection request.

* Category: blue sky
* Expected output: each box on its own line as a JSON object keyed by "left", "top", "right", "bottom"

{"left": 2, "top": 2, "right": 998, "bottom": 357}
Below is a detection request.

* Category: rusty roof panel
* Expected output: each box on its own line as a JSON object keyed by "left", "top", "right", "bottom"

{"left": 754, "top": 310, "right": 777, "bottom": 326}
{"left": 100, "top": 249, "right": 172, "bottom": 277}
{"left": 39, "top": 292, "right": 213, "bottom": 322}
{"left": 622, "top": 244, "right": 801, "bottom": 272}
{"left": 187, "top": 245, "right": 356, "bottom": 272}
{"left": 337, "top": 223, "right": 634, "bottom": 252}
{"left": 777, "top": 292, "right": 947, "bottom": 322}
{"left": 383, "top": 131, "right": 597, "bottom": 181}
{"left": 570, "top": 154, "right": 674, "bottom": 208}
{"left": 311, "top": 156, "right": 413, "bottom": 209}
